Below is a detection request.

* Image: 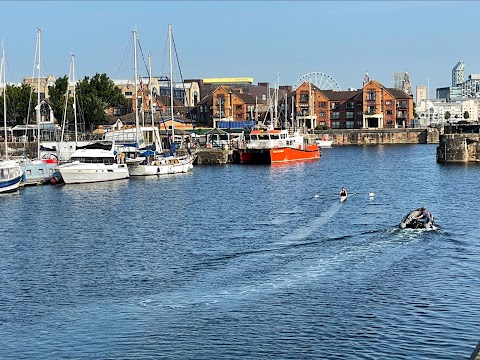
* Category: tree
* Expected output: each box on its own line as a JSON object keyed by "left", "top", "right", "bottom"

{"left": 0, "top": 84, "right": 33, "bottom": 126}
{"left": 444, "top": 111, "right": 451, "bottom": 120}
{"left": 48, "top": 75, "right": 74, "bottom": 125}
{"left": 463, "top": 111, "right": 470, "bottom": 120}
{"left": 76, "top": 73, "right": 127, "bottom": 131}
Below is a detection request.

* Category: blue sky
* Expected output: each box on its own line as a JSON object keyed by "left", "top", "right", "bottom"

{"left": 1, "top": 1, "right": 479, "bottom": 99}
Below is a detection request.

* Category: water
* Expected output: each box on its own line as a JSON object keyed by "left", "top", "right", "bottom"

{"left": 1, "top": 144, "right": 479, "bottom": 359}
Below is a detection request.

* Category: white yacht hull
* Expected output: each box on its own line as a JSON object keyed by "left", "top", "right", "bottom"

{"left": 127, "top": 156, "right": 194, "bottom": 176}
{"left": 316, "top": 139, "right": 333, "bottom": 148}
{"left": 0, "top": 161, "right": 23, "bottom": 193}
{"left": 0, "top": 177, "right": 22, "bottom": 193}
{"left": 59, "top": 163, "right": 129, "bottom": 184}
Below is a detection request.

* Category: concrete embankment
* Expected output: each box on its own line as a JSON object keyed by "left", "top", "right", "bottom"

{"left": 194, "top": 129, "right": 439, "bottom": 165}
{"left": 436, "top": 133, "right": 480, "bottom": 163}
{"left": 314, "top": 128, "right": 439, "bottom": 146}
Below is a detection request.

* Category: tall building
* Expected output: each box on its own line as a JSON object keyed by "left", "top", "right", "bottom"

{"left": 394, "top": 72, "right": 406, "bottom": 90}
{"left": 452, "top": 60, "right": 465, "bottom": 87}
{"left": 394, "top": 71, "right": 412, "bottom": 95}
{"left": 416, "top": 86, "right": 427, "bottom": 103}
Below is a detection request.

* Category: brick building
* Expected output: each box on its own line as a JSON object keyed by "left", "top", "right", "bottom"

{"left": 293, "top": 80, "right": 414, "bottom": 129}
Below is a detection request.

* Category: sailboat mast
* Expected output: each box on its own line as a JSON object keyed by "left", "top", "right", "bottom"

{"left": 291, "top": 96, "right": 295, "bottom": 130}
{"left": 133, "top": 29, "right": 140, "bottom": 146}
{"left": 1, "top": 44, "right": 7, "bottom": 159}
{"left": 72, "top": 54, "right": 78, "bottom": 145}
{"left": 168, "top": 24, "right": 174, "bottom": 142}
{"left": 61, "top": 55, "right": 72, "bottom": 144}
{"left": 148, "top": 53, "right": 154, "bottom": 129}
{"left": 36, "top": 29, "right": 41, "bottom": 158}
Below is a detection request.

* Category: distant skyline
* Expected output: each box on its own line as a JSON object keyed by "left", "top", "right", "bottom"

{"left": 1, "top": 1, "right": 479, "bottom": 99}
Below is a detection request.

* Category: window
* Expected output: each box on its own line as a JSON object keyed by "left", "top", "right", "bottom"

{"left": 386, "top": 110, "right": 393, "bottom": 115}
{"left": 331, "top": 121, "right": 340, "bottom": 129}
{"left": 346, "top": 101, "right": 354, "bottom": 109}
{"left": 385, "top": 100, "right": 392, "bottom": 105}
{"left": 357, "top": 111, "right": 363, "bottom": 116}
{"left": 331, "top": 102, "right": 340, "bottom": 110}
{"left": 346, "top": 121, "right": 354, "bottom": 129}
{"left": 193, "top": 91, "right": 198, "bottom": 105}
{"left": 125, "top": 91, "right": 133, "bottom": 96}
{"left": 397, "top": 100, "right": 407, "bottom": 108}
{"left": 366, "top": 91, "right": 376, "bottom": 101}
{"left": 346, "top": 111, "right": 354, "bottom": 119}
{"left": 319, "top": 101, "right": 326, "bottom": 107}
{"left": 300, "top": 93, "right": 309, "bottom": 103}
{"left": 331, "top": 111, "right": 340, "bottom": 119}
{"left": 319, "top": 111, "right": 326, "bottom": 117}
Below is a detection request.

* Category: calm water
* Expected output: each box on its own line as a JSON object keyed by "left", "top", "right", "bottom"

{"left": 1, "top": 144, "right": 479, "bottom": 359}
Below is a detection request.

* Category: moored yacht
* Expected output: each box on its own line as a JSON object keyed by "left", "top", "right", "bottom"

{"left": 239, "top": 129, "right": 320, "bottom": 164}
{"left": 0, "top": 160, "right": 23, "bottom": 193}
{"left": 58, "top": 141, "right": 129, "bottom": 184}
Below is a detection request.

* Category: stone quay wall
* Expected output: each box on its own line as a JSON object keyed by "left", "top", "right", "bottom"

{"left": 436, "top": 133, "right": 480, "bottom": 163}
{"left": 314, "top": 128, "right": 439, "bottom": 146}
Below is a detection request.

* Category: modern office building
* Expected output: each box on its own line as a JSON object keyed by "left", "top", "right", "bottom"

{"left": 452, "top": 60, "right": 465, "bottom": 87}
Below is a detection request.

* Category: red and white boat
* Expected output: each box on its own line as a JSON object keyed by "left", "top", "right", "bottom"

{"left": 239, "top": 129, "right": 320, "bottom": 164}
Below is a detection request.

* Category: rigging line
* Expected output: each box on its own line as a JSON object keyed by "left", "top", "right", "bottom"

{"left": 171, "top": 33, "right": 192, "bottom": 118}
{"left": 159, "top": 31, "right": 169, "bottom": 78}
{"left": 114, "top": 34, "right": 133, "bottom": 82}
{"left": 72, "top": 59, "right": 85, "bottom": 134}
{"left": 136, "top": 37, "right": 150, "bottom": 79}
{"left": 24, "top": 30, "right": 39, "bottom": 148}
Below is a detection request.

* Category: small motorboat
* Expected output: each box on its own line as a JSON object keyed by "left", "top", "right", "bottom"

{"left": 340, "top": 195, "right": 347, "bottom": 202}
{"left": 399, "top": 208, "right": 435, "bottom": 229}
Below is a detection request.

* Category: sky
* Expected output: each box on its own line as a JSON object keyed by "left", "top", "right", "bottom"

{"left": 1, "top": 1, "right": 479, "bottom": 99}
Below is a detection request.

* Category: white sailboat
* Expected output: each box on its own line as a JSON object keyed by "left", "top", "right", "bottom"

{"left": 41, "top": 53, "right": 90, "bottom": 164}
{"left": 18, "top": 29, "right": 58, "bottom": 185}
{"left": 0, "top": 42, "right": 23, "bottom": 193}
{"left": 125, "top": 26, "right": 195, "bottom": 176}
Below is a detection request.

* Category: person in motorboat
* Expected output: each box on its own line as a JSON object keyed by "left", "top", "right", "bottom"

{"left": 415, "top": 207, "right": 431, "bottom": 224}
{"left": 399, "top": 207, "right": 434, "bottom": 229}
{"left": 340, "top": 187, "right": 347, "bottom": 197}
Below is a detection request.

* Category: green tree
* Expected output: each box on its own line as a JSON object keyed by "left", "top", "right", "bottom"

{"left": 0, "top": 84, "right": 33, "bottom": 126}
{"left": 444, "top": 111, "right": 451, "bottom": 120}
{"left": 463, "top": 111, "right": 470, "bottom": 120}
{"left": 48, "top": 75, "right": 74, "bottom": 125}
{"left": 76, "top": 73, "right": 126, "bottom": 131}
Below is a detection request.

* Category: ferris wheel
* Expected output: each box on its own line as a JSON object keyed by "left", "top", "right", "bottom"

{"left": 293, "top": 72, "right": 341, "bottom": 91}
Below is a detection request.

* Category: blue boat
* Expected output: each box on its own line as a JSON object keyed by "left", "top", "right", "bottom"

{"left": 0, "top": 160, "right": 23, "bottom": 193}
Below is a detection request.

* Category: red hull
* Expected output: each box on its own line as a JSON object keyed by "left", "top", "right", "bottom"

{"left": 270, "top": 144, "right": 320, "bottom": 163}
{"left": 239, "top": 144, "right": 320, "bottom": 164}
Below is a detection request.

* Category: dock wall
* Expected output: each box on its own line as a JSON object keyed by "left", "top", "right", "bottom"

{"left": 315, "top": 128, "right": 439, "bottom": 146}
{"left": 436, "top": 133, "right": 480, "bottom": 163}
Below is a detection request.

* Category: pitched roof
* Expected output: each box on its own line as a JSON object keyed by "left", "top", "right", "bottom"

{"left": 320, "top": 90, "right": 361, "bottom": 101}
{"left": 197, "top": 94, "right": 213, "bottom": 106}
{"left": 385, "top": 88, "right": 413, "bottom": 99}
